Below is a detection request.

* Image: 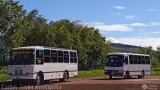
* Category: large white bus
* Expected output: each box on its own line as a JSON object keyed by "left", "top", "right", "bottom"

{"left": 104, "top": 53, "right": 150, "bottom": 79}
{"left": 7, "top": 46, "right": 78, "bottom": 84}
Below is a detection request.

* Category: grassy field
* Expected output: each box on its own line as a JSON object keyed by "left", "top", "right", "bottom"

{"left": 0, "top": 67, "right": 7, "bottom": 81}
{"left": 77, "top": 69, "right": 160, "bottom": 78}
{"left": 0, "top": 68, "right": 159, "bottom": 81}
{"left": 151, "top": 69, "right": 160, "bottom": 76}
{"left": 77, "top": 69, "right": 104, "bottom": 78}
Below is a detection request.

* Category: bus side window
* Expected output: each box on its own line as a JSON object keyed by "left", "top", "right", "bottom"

{"left": 124, "top": 56, "right": 128, "bottom": 64}
{"left": 141, "top": 56, "right": 145, "bottom": 64}
{"left": 74, "top": 52, "right": 77, "bottom": 63}
{"left": 44, "top": 49, "right": 51, "bottom": 63}
{"left": 70, "top": 52, "right": 74, "bottom": 63}
{"left": 51, "top": 50, "right": 57, "bottom": 63}
{"left": 36, "top": 50, "right": 43, "bottom": 58}
{"left": 138, "top": 56, "right": 142, "bottom": 64}
{"left": 64, "top": 51, "right": 69, "bottom": 63}
{"left": 129, "top": 55, "right": 134, "bottom": 64}
{"left": 133, "top": 55, "right": 138, "bottom": 64}
{"left": 58, "top": 51, "right": 63, "bottom": 63}
{"left": 146, "top": 56, "right": 150, "bottom": 64}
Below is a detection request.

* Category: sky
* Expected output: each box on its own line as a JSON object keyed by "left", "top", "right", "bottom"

{"left": 15, "top": 0, "right": 160, "bottom": 50}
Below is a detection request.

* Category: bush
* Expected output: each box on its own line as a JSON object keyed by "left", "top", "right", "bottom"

{"left": 153, "top": 68, "right": 160, "bottom": 71}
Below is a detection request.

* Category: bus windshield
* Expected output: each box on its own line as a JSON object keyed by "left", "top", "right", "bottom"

{"left": 9, "top": 50, "right": 35, "bottom": 65}
{"left": 105, "top": 55, "right": 124, "bottom": 67}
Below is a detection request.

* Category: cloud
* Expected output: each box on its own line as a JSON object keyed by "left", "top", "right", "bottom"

{"left": 94, "top": 23, "right": 132, "bottom": 32}
{"left": 147, "top": 9, "right": 157, "bottom": 11}
{"left": 108, "top": 37, "right": 160, "bottom": 50}
{"left": 129, "top": 23, "right": 148, "bottom": 27}
{"left": 112, "top": 6, "right": 125, "bottom": 10}
{"left": 150, "top": 22, "right": 160, "bottom": 26}
{"left": 86, "top": 22, "right": 160, "bottom": 33}
{"left": 153, "top": 32, "right": 160, "bottom": 34}
{"left": 110, "top": 12, "right": 122, "bottom": 16}
{"left": 125, "top": 15, "right": 136, "bottom": 20}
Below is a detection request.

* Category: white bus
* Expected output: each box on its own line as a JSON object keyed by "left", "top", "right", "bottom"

{"left": 7, "top": 46, "right": 78, "bottom": 84}
{"left": 104, "top": 53, "right": 150, "bottom": 79}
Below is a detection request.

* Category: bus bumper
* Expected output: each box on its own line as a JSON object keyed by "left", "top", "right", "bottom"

{"left": 105, "top": 70, "right": 124, "bottom": 76}
{"left": 8, "top": 74, "right": 36, "bottom": 80}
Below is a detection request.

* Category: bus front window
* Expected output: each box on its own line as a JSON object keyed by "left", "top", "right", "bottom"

{"left": 105, "top": 55, "right": 124, "bottom": 67}
{"left": 9, "top": 50, "right": 35, "bottom": 65}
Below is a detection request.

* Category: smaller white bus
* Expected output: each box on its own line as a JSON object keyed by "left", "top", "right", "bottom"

{"left": 7, "top": 46, "right": 78, "bottom": 84}
{"left": 104, "top": 53, "right": 150, "bottom": 79}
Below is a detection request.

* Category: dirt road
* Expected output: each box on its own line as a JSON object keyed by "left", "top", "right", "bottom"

{"left": 0, "top": 76, "right": 160, "bottom": 90}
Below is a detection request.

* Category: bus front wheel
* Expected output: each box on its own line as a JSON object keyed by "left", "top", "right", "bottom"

{"left": 109, "top": 74, "right": 112, "bottom": 80}
{"left": 36, "top": 73, "right": 44, "bottom": 85}
{"left": 124, "top": 71, "right": 130, "bottom": 79}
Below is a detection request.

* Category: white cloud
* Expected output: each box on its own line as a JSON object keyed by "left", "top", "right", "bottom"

{"left": 150, "top": 22, "right": 160, "bottom": 26}
{"left": 108, "top": 37, "right": 160, "bottom": 50}
{"left": 86, "top": 22, "right": 160, "bottom": 32}
{"left": 110, "top": 12, "right": 122, "bottom": 16}
{"left": 125, "top": 15, "right": 136, "bottom": 20}
{"left": 147, "top": 9, "right": 157, "bottom": 11}
{"left": 129, "top": 23, "right": 148, "bottom": 27}
{"left": 153, "top": 32, "right": 160, "bottom": 34}
{"left": 94, "top": 23, "right": 132, "bottom": 32}
{"left": 112, "top": 6, "right": 125, "bottom": 10}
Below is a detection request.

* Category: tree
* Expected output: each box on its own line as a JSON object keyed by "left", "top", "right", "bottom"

{"left": 0, "top": 1, "right": 111, "bottom": 70}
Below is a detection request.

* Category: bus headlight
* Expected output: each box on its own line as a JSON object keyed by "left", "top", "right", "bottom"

{"left": 8, "top": 73, "right": 12, "bottom": 76}
{"left": 25, "top": 73, "right": 33, "bottom": 76}
{"left": 118, "top": 70, "right": 123, "bottom": 73}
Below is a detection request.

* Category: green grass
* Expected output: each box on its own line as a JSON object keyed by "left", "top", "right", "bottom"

{"left": 151, "top": 70, "right": 160, "bottom": 76}
{"left": 77, "top": 69, "right": 104, "bottom": 78}
{"left": 0, "top": 67, "right": 7, "bottom": 81}
{"left": 0, "top": 67, "right": 159, "bottom": 81}
{"left": 77, "top": 69, "right": 160, "bottom": 78}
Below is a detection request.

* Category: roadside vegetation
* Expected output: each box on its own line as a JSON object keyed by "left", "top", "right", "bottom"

{"left": 77, "top": 69, "right": 160, "bottom": 78}
{"left": 77, "top": 69, "right": 104, "bottom": 78}
{"left": 0, "top": 68, "right": 160, "bottom": 81}
{"left": 0, "top": 67, "right": 7, "bottom": 81}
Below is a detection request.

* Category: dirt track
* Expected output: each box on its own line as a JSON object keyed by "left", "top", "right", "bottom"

{"left": 0, "top": 76, "right": 160, "bottom": 90}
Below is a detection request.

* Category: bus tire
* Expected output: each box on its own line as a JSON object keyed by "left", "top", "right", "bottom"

{"left": 109, "top": 74, "right": 112, "bottom": 80}
{"left": 36, "top": 73, "right": 44, "bottom": 85}
{"left": 141, "top": 71, "right": 145, "bottom": 78}
{"left": 124, "top": 71, "right": 130, "bottom": 79}
{"left": 138, "top": 71, "right": 145, "bottom": 78}
{"left": 59, "top": 71, "right": 69, "bottom": 82}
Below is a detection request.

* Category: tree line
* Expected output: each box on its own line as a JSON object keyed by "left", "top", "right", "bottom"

{"left": 0, "top": 1, "right": 110, "bottom": 70}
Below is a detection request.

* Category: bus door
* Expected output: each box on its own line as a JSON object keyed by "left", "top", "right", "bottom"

{"left": 36, "top": 50, "right": 44, "bottom": 64}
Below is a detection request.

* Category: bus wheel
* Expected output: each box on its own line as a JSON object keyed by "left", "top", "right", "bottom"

{"left": 109, "top": 74, "right": 112, "bottom": 80}
{"left": 124, "top": 71, "right": 130, "bottom": 79}
{"left": 59, "top": 71, "right": 69, "bottom": 82}
{"left": 141, "top": 71, "right": 145, "bottom": 78}
{"left": 36, "top": 73, "right": 44, "bottom": 85}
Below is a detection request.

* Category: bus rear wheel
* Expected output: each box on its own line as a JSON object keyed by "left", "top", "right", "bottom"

{"left": 138, "top": 71, "right": 145, "bottom": 78}
{"left": 59, "top": 71, "right": 69, "bottom": 82}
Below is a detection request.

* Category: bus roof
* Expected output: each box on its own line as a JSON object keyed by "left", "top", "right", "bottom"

{"left": 108, "top": 52, "right": 149, "bottom": 56}
{"left": 12, "top": 46, "right": 77, "bottom": 51}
